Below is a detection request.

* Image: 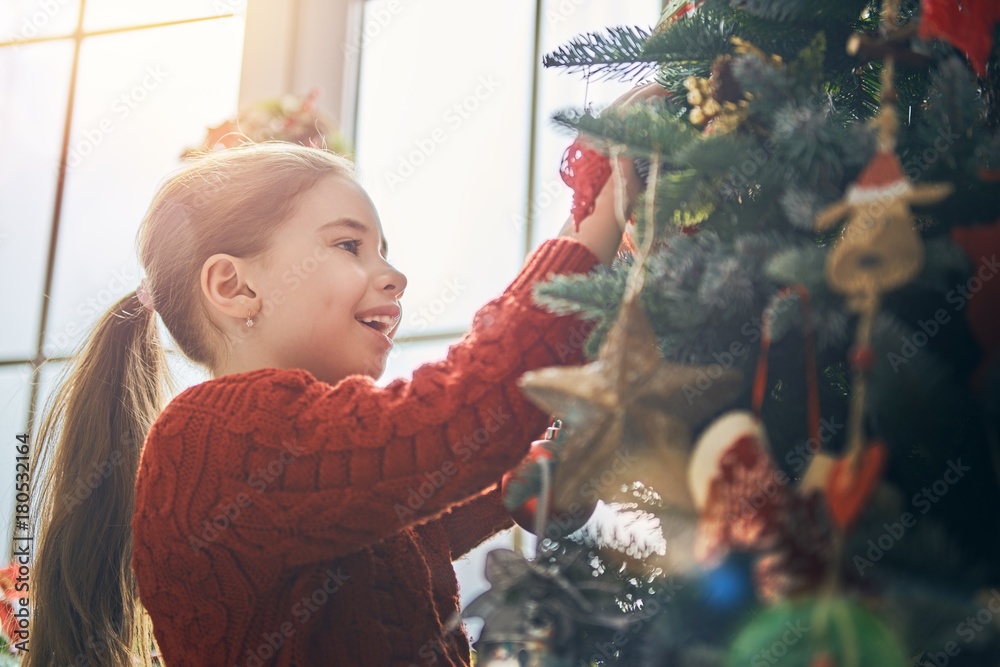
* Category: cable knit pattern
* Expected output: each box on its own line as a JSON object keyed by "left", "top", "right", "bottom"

{"left": 131, "top": 238, "right": 599, "bottom": 667}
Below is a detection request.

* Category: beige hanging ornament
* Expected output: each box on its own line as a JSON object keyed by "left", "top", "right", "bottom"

{"left": 814, "top": 148, "right": 952, "bottom": 302}
{"left": 815, "top": 0, "right": 953, "bottom": 308}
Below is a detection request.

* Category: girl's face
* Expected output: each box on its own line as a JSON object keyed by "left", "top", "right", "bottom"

{"left": 246, "top": 174, "right": 407, "bottom": 385}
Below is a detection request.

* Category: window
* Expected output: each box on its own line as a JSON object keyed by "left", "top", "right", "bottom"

{"left": 0, "top": 0, "right": 247, "bottom": 562}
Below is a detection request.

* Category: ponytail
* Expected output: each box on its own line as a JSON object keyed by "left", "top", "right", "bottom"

{"left": 25, "top": 290, "right": 174, "bottom": 667}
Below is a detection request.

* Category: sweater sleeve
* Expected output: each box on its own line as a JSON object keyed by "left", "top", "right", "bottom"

{"left": 432, "top": 482, "right": 514, "bottom": 561}
{"left": 135, "top": 238, "right": 598, "bottom": 570}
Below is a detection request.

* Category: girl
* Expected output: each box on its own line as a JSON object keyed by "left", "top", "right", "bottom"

{"left": 27, "top": 85, "right": 661, "bottom": 667}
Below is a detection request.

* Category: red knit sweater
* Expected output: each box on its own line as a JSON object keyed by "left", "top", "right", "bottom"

{"left": 131, "top": 238, "right": 599, "bottom": 666}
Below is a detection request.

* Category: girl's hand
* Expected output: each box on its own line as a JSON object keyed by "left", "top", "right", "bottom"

{"left": 595, "top": 81, "right": 669, "bottom": 223}
{"left": 558, "top": 81, "right": 668, "bottom": 263}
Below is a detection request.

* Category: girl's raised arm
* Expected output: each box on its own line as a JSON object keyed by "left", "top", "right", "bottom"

{"left": 133, "top": 234, "right": 600, "bottom": 570}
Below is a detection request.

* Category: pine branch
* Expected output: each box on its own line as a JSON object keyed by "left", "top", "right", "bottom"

{"left": 650, "top": 169, "right": 719, "bottom": 231}
{"left": 542, "top": 25, "right": 659, "bottom": 82}
{"left": 654, "top": 62, "right": 715, "bottom": 98}
{"left": 551, "top": 103, "right": 699, "bottom": 158}
{"left": 640, "top": 5, "right": 740, "bottom": 64}
{"left": 644, "top": 1, "right": 843, "bottom": 67}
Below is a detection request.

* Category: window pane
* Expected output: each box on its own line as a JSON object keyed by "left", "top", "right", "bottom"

{"left": 83, "top": 0, "right": 244, "bottom": 32}
{"left": 165, "top": 349, "right": 211, "bottom": 397}
{"left": 0, "top": 39, "right": 74, "bottom": 359}
{"left": 0, "top": 0, "right": 81, "bottom": 41}
{"left": 354, "top": 0, "right": 534, "bottom": 339}
{"left": 453, "top": 526, "right": 516, "bottom": 640}
{"left": 377, "top": 336, "right": 457, "bottom": 386}
{"left": 45, "top": 17, "right": 245, "bottom": 357}
{"left": 531, "top": 0, "right": 662, "bottom": 251}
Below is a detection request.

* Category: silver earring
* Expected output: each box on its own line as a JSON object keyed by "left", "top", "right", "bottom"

{"left": 246, "top": 309, "right": 254, "bottom": 328}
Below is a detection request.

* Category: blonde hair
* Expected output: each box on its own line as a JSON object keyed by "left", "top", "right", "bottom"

{"left": 25, "top": 142, "right": 356, "bottom": 666}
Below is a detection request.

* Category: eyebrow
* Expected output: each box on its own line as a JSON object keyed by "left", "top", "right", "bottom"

{"left": 317, "top": 218, "right": 389, "bottom": 257}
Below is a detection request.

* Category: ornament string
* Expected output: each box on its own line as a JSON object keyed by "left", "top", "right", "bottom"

{"left": 534, "top": 455, "right": 552, "bottom": 556}
{"left": 844, "top": 293, "right": 879, "bottom": 471}
{"left": 844, "top": 0, "right": 898, "bottom": 473}
{"left": 619, "top": 148, "right": 661, "bottom": 304}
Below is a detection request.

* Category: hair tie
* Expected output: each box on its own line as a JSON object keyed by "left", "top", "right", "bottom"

{"left": 136, "top": 278, "right": 155, "bottom": 313}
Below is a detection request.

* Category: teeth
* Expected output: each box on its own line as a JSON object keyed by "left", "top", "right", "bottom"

{"left": 359, "top": 314, "right": 396, "bottom": 328}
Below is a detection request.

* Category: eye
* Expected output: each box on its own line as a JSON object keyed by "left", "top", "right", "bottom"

{"left": 335, "top": 239, "right": 362, "bottom": 255}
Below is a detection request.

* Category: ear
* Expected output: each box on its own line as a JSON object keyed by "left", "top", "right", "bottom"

{"left": 201, "top": 253, "right": 260, "bottom": 323}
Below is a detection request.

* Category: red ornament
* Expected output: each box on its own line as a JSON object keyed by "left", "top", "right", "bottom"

{"left": 501, "top": 425, "right": 597, "bottom": 539}
{"left": 918, "top": 0, "right": 1000, "bottom": 78}
{"left": 825, "top": 439, "right": 888, "bottom": 531}
{"left": 658, "top": 0, "right": 705, "bottom": 27}
{"left": 560, "top": 138, "right": 613, "bottom": 231}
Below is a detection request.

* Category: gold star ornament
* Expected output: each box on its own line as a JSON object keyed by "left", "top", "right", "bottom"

{"left": 517, "top": 297, "right": 745, "bottom": 514}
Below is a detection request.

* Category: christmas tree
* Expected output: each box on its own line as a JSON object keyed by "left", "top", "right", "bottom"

{"left": 473, "top": 0, "right": 1000, "bottom": 665}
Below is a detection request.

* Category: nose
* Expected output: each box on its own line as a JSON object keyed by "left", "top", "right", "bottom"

{"left": 380, "top": 262, "right": 407, "bottom": 297}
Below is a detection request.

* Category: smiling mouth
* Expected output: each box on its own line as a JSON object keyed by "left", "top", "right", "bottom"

{"left": 357, "top": 315, "right": 397, "bottom": 335}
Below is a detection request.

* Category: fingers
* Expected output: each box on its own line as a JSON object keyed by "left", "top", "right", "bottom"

{"left": 574, "top": 81, "right": 667, "bottom": 151}
{"left": 605, "top": 81, "right": 668, "bottom": 115}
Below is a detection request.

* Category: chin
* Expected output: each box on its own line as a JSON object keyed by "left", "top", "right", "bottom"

{"left": 357, "top": 360, "right": 387, "bottom": 381}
